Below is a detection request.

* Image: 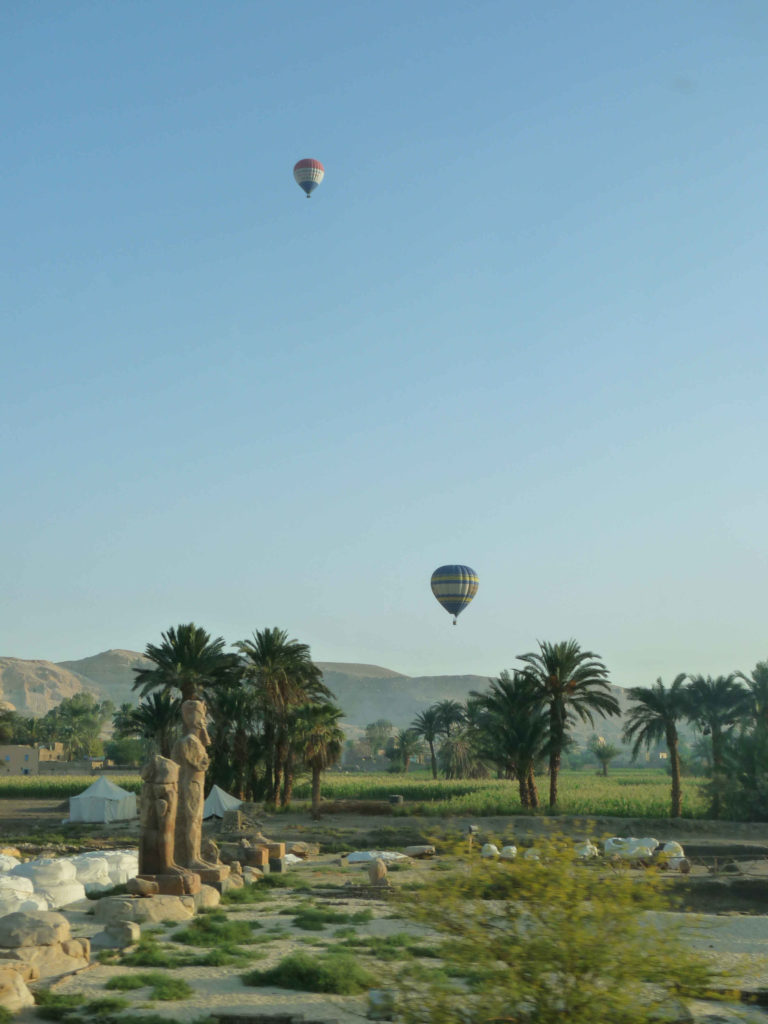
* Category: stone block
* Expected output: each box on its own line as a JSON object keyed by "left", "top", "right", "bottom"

{"left": 269, "top": 857, "right": 287, "bottom": 874}
{"left": 245, "top": 846, "right": 269, "bottom": 869}
{"left": 0, "top": 912, "right": 71, "bottom": 949}
{"left": 95, "top": 893, "right": 194, "bottom": 925}
{"left": 266, "top": 842, "right": 285, "bottom": 859}
{"left": 242, "top": 867, "right": 263, "bottom": 885}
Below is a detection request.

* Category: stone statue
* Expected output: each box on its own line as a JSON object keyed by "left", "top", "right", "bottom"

{"left": 171, "top": 699, "right": 229, "bottom": 884}
{"left": 133, "top": 754, "right": 200, "bottom": 895}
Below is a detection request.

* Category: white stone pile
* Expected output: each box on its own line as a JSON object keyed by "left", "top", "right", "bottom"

{"left": 0, "top": 850, "right": 138, "bottom": 915}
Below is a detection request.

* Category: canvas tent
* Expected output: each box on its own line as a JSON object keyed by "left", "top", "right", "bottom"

{"left": 68, "top": 776, "right": 137, "bottom": 823}
{"left": 203, "top": 785, "right": 242, "bottom": 819}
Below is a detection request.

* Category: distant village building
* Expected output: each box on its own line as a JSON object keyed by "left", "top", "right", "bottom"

{"left": 0, "top": 743, "right": 68, "bottom": 775}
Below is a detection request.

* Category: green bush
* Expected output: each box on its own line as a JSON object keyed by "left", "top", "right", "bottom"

{"left": 242, "top": 951, "right": 378, "bottom": 994}
{"left": 394, "top": 835, "right": 720, "bottom": 1024}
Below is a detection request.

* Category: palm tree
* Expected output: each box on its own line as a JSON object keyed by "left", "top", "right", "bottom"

{"left": 685, "top": 674, "right": 749, "bottom": 817}
{"left": 434, "top": 700, "right": 466, "bottom": 737}
{"left": 387, "top": 729, "right": 424, "bottom": 773}
{"left": 588, "top": 737, "right": 620, "bottom": 777}
{"left": 737, "top": 661, "right": 768, "bottom": 735}
{"left": 128, "top": 691, "right": 183, "bottom": 759}
{"left": 411, "top": 707, "right": 442, "bottom": 779}
{"left": 236, "top": 627, "right": 331, "bottom": 805}
{"left": 622, "top": 675, "right": 688, "bottom": 817}
{"left": 133, "top": 623, "right": 239, "bottom": 702}
{"left": 294, "top": 702, "right": 345, "bottom": 818}
{"left": 473, "top": 671, "right": 549, "bottom": 808}
{"left": 518, "top": 639, "right": 619, "bottom": 808}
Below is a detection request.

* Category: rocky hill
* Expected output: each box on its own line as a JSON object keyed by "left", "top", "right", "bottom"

{"left": 58, "top": 649, "right": 152, "bottom": 707}
{"left": 0, "top": 658, "right": 100, "bottom": 717}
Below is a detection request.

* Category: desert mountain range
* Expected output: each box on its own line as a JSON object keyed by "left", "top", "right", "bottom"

{"left": 0, "top": 649, "right": 631, "bottom": 742}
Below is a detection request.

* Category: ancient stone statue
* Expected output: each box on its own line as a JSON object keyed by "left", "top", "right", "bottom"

{"left": 134, "top": 754, "right": 200, "bottom": 895}
{"left": 171, "top": 700, "right": 229, "bottom": 884}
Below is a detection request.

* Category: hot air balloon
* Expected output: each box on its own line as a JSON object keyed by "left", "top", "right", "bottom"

{"left": 293, "top": 158, "right": 325, "bottom": 198}
{"left": 430, "top": 565, "right": 479, "bottom": 624}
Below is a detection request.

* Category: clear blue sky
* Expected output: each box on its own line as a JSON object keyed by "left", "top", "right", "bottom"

{"left": 3, "top": 1, "right": 767, "bottom": 686}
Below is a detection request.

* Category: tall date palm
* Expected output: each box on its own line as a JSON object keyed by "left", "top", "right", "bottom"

{"left": 518, "top": 639, "right": 619, "bottom": 808}
{"left": 623, "top": 675, "right": 688, "bottom": 817}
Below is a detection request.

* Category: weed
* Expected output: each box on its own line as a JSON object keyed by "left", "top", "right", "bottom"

{"left": 106, "top": 971, "right": 193, "bottom": 1000}
{"left": 172, "top": 909, "right": 260, "bottom": 946}
{"left": 288, "top": 906, "right": 374, "bottom": 931}
{"left": 337, "top": 932, "right": 439, "bottom": 961}
{"left": 32, "top": 990, "right": 86, "bottom": 1020}
{"left": 242, "top": 951, "right": 378, "bottom": 994}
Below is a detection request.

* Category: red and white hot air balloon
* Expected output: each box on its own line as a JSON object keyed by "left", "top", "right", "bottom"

{"left": 293, "top": 158, "right": 325, "bottom": 198}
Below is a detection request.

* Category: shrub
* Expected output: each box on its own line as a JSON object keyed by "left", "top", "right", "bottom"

{"left": 394, "top": 834, "right": 721, "bottom": 1024}
{"left": 242, "top": 951, "right": 378, "bottom": 994}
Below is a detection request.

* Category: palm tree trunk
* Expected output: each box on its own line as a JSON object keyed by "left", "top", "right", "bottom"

{"left": 282, "top": 749, "right": 294, "bottom": 807}
{"left": 517, "top": 765, "right": 530, "bottom": 808}
{"left": 666, "top": 727, "right": 682, "bottom": 817}
{"left": 311, "top": 765, "right": 322, "bottom": 819}
{"left": 710, "top": 726, "right": 724, "bottom": 818}
{"left": 429, "top": 741, "right": 437, "bottom": 779}
{"left": 528, "top": 766, "right": 539, "bottom": 809}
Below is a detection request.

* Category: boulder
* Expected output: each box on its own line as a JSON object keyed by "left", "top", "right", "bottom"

{"left": 0, "top": 853, "right": 21, "bottom": 872}
{"left": 368, "top": 858, "right": 388, "bottom": 886}
{"left": 481, "top": 844, "right": 500, "bottom": 859}
{"left": 92, "top": 921, "right": 141, "bottom": 951}
{"left": 403, "top": 845, "right": 435, "bottom": 859}
{"left": 500, "top": 845, "right": 518, "bottom": 861}
{"left": 0, "top": 940, "right": 89, "bottom": 980}
{"left": 0, "top": 965, "right": 34, "bottom": 1012}
{"left": 0, "top": 911, "right": 71, "bottom": 949}
{"left": 95, "top": 894, "right": 194, "bottom": 925}
{"left": 195, "top": 885, "right": 221, "bottom": 911}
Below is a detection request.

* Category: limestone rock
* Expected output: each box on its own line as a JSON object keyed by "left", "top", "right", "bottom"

{"left": 368, "top": 858, "right": 388, "bottom": 886}
{"left": 403, "top": 845, "right": 435, "bottom": 859}
{"left": 242, "top": 867, "right": 263, "bottom": 885}
{"left": 0, "top": 912, "right": 71, "bottom": 949}
{"left": 92, "top": 921, "right": 141, "bottom": 951}
{"left": 286, "top": 841, "right": 318, "bottom": 858}
{"left": 0, "top": 965, "right": 35, "bottom": 1012}
{"left": 0, "top": 938, "right": 89, "bottom": 980}
{"left": 195, "top": 885, "right": 221, "bottom": 910}
{"left": 94, "top": 893, "right": 194, "bottom": 925}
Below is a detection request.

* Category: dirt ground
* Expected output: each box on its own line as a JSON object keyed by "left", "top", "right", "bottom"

{"left": 4, "top": 799, "right": 768, "bottom": 1023}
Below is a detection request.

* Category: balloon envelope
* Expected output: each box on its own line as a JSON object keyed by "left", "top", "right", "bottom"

{"left": 430, "top": 565, "right": 479, "bottom": 623}
{"left": 293, "top": 158, "right": 325, "bottom": 196}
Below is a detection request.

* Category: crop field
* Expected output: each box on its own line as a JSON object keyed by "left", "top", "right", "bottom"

{"left": 0, "top": 768, "right": 709, "bottom": 818}
{"left": 292, "top": 768, "right": 710, "bottom": 818}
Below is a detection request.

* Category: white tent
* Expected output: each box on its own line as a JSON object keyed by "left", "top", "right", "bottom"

{"left": 68, "top": 776, "right": 137, "bottom": 823}
{"left": 203, "top": 785, "right": 242, "bottom": 819}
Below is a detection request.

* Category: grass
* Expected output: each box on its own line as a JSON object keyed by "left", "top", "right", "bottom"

{"left": 289, "top": 768, "right": 710, "bottom": 818}
{"left": 119, "top": 934, "right": 257, "bottom": 968}
{"left": 171, "top": 909, "right": 260, "bottom": 945}
{"left": 1, "top": 767, "right": 710, "bottom": 817}
{"left": 336, "top": 932, "right": 440, "bottom": 961}
{"left": 106, "top": 971, "right": 193, "bottom": 1000}
{"left": 242, "top": 950, "right": 378, "bottom": 994}
{"left": 286, "top": 905, "right": 374, "bottom": 930}
{"left": 0, "top": 774, "right": 140, "bottom": 799}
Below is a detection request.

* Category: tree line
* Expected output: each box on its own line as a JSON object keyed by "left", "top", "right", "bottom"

{"left": 365, "top": 640, "right": 767, "bottom": 821}
{"left": 2, "top": 627, "right": 766, "bottom": 821}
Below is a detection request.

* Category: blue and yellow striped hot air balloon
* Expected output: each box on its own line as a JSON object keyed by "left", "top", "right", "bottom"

{"left": 430, "top": 565, "right": 479, "bottom": 624}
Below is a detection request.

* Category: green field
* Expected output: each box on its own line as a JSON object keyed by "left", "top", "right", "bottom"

{"left": 0, "top": 768, "right": 708, "bottom": 819}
